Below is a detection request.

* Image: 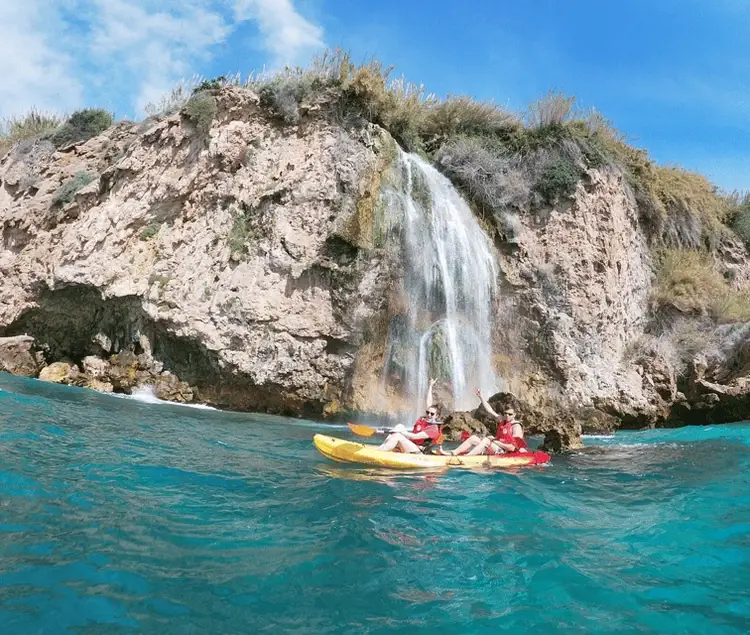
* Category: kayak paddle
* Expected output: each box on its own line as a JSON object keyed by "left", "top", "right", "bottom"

{"left": 347, "top": 422, "right": 392, "bottom": 437}
{"left": 347, "top": 422, "right": 376, "bottom": 437}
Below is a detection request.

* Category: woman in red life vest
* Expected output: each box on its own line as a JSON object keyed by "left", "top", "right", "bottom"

{"left": 377, "top": 378, "right": 442, "bottom": 453}
{"left": 445, "top": 388, "right": 526, "bottom": 456}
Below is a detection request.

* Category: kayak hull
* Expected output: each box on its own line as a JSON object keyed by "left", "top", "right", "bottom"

{"left": 313, "top": 434, "right": 551, "bottom": 469}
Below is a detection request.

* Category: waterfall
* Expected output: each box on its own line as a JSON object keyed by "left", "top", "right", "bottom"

{"left": 382, "top": 151, "right": 499, "bottom": 413}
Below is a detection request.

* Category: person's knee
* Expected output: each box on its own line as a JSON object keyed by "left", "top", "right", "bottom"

{"left": 469, "top": 434, "right": 481, "bottom": 443}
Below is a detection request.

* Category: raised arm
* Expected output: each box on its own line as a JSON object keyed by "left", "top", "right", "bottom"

{"left": 475, "top": 388, "right": 500, "bottom": 418}
{"left": 426, "top": 377, "right": 437, "bottom": 409}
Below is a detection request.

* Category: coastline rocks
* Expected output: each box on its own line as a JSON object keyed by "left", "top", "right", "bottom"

{"left": 151, "top": 372, "right": 194, "bottom": 403}
{"left": 35, "top": 352, "right": 194, "bottom": 403}
{"left": 88, "top": 378, "right": 115, "bottom": 393}
{"left": 537, "top": 414, "right": 585, "bottom": 454}
{"left": 0, "top": 335, "right": 44, "bottom": 377}
{"left": 39, "top": 362, "right": 86, "bottom": 386}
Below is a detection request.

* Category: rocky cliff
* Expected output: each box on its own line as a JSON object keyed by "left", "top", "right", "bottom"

{"left": 0, "top": 87, "right": 401, "bottom": 415}
{"left": 3, "top": 83, "right": 750, "bottom": 449}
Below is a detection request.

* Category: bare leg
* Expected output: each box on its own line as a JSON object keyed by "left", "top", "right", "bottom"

{"left": 377, "top": 433, "right": 422, "bottom": 454}
{"left": 448, "top": 434, "right": 483, "bottom": 456}
{"left": 465, "top": 437, "right": 494, "bottom": 456}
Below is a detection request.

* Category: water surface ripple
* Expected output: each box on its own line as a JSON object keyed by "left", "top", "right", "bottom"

{"left": 1, "top": 375, "right": 748, "bottom": 634}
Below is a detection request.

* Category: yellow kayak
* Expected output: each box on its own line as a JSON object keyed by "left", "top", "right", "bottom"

{"left": 313, "top": 434, "right": 551, "bottom": 470}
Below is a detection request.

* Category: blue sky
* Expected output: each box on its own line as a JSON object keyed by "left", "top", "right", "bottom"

{"left": 2, "top": 0, "right": 747, "bottom": 190}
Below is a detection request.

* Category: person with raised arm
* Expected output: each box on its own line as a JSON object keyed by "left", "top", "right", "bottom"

{"left": 443, "top": 388, "right": 526, "bottom": 456}
{"left": 377, "top": 378, "right": 442, "bottom": 453}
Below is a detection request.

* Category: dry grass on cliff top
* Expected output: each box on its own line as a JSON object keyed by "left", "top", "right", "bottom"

{"left": 6, "top": 49, "right": 739, "bottom": 259}
{"left": 0, "top": 109, "right": 65, "bottom": 156}
{"left": 652, "top": 249, "right": 750, "bottom": 323}
{"left": 1, "top": 108, "right": 114, "bottom": 157}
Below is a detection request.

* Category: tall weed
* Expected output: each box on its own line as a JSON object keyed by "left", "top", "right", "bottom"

{"left": 0, "top": 109, "right": 64, "bottom": 155}
{"left": 652, "top": 249, "right": 750, "bottom": 323}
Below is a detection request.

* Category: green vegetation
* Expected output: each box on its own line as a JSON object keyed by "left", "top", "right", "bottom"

{"left": 534, "top": 156, "right": 581, "bottom": 205}
{"left": 183, "top": 91, "right": 217, "bottom": 135}
{"left": 49, "top": 109, "right": 113, "bottom": 148}
{"left": 229, "top": 203, "right": 255, "bottom": 256}
{"left": 651, "top": 249, "right": 750, "bottom": 323}
{"left": 0, "top": 109, "right": 64, "bottom": 155}
{"left": 730, "top": 192, "right": 750, "bottom": 248}
{"left": 140, "top": 221, "right": 162, "bottom": 240}
{"left": 51, "top": 172, "right": 96, "bottom": 207}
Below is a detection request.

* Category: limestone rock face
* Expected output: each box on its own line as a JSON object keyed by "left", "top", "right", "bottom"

{"left": 0, "top": 87, "right": 397, "bottom": 414}
{"left": 495, "top": 168, "right": 653, "bottom": 414}
{"left": 3, "top": 86, "right": 750, "bottom": 428}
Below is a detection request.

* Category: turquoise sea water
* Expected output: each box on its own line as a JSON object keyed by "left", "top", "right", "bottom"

{"left": 0, "top": 374, "right": 748, "bottom": 634}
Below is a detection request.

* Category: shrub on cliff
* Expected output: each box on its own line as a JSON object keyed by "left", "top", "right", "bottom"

{"left": 533, "top": 154, "right": 581, "bottom": 205}
{"left": 49, "top": 109, "right": 113, "bottom": 148}
{"left": 652, "top": 249, "right": 750, "bottom": 322}
{"left": 183, "top": 91, "right": 217, "bottom": 135}
{"left": 51, "top": 172, "right": 96, "bottom": 207}
{"left": 421, "top": 97, "right": 521, "bottom": 141}
{"left": 0, "top": 109, "right": 64, "bottom": 156}
{"left": 435, "top": 137, "right": 531, "bottom": 216}
{"left": 730, "top": 192, "right": 750, "bottom": 248}
{"left": 526, "top": 91, "right": 575, "bottom": 128}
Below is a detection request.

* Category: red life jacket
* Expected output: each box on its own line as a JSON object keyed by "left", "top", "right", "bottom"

{"left": 412, "top": 418, "right": 441, "bottom": 446}
{"left": 495, "top": 420, "right": 527, "bottom": 450}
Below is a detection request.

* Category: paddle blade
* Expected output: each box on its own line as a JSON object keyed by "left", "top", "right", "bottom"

{"left": 347, "top": 422, "right": 377, "bottom": 437}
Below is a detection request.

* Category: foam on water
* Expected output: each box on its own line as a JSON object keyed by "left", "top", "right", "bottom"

{"left": 114, "top": 385, "right": 218, "bottom": 411}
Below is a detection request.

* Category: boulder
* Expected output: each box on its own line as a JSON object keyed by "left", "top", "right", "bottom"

{"left": 441, "top": 411, "right": 487, "bottom": 441}
{"left": 0, "top": 335, "right": 43, "bottom": 377}
{"left": 538, "top": 413, "right": 584, "bottom": 453}
{"left": 39, "top": 361, "right": 86, "bottom": 386}
{"left": 88, "top": 379, "right": 114, "bottom": 393}
{"left": 151, "top": 372, "right": 194, "bottom": 403}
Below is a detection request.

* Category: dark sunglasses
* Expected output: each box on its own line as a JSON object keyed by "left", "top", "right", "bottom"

{"left": 426, "top": 410, "right": 437, "bottom": 417}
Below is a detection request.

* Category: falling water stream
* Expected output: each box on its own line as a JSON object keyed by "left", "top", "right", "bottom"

{"left": 382, "top": 151, "right": 499, "bottom": 412}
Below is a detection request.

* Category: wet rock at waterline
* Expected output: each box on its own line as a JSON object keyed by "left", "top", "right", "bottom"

{"left": 0, "top": 335, "right": 44, "bottom": 377}
{"left": 39, "top": 361, "right": 87, "bottom": 386}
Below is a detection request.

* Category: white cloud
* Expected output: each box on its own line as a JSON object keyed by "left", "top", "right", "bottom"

{"left": 234, "top": 0, "right": 325, "bottom": 68}
{"left": 87, "top": 0, "right": 232, "bottom": 113}
{"left": 0, "top": 0, "right": 325, "bottom": 119}
{"left": 0, "top": 0, "right": 83, "bottom": 118}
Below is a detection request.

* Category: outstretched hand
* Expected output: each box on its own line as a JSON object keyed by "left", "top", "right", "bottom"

{"left": 429, "top": 377, "right": 437, "bottom": 387}
{"left": 475, "top": 387, "right": 483, "bottom": 399}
